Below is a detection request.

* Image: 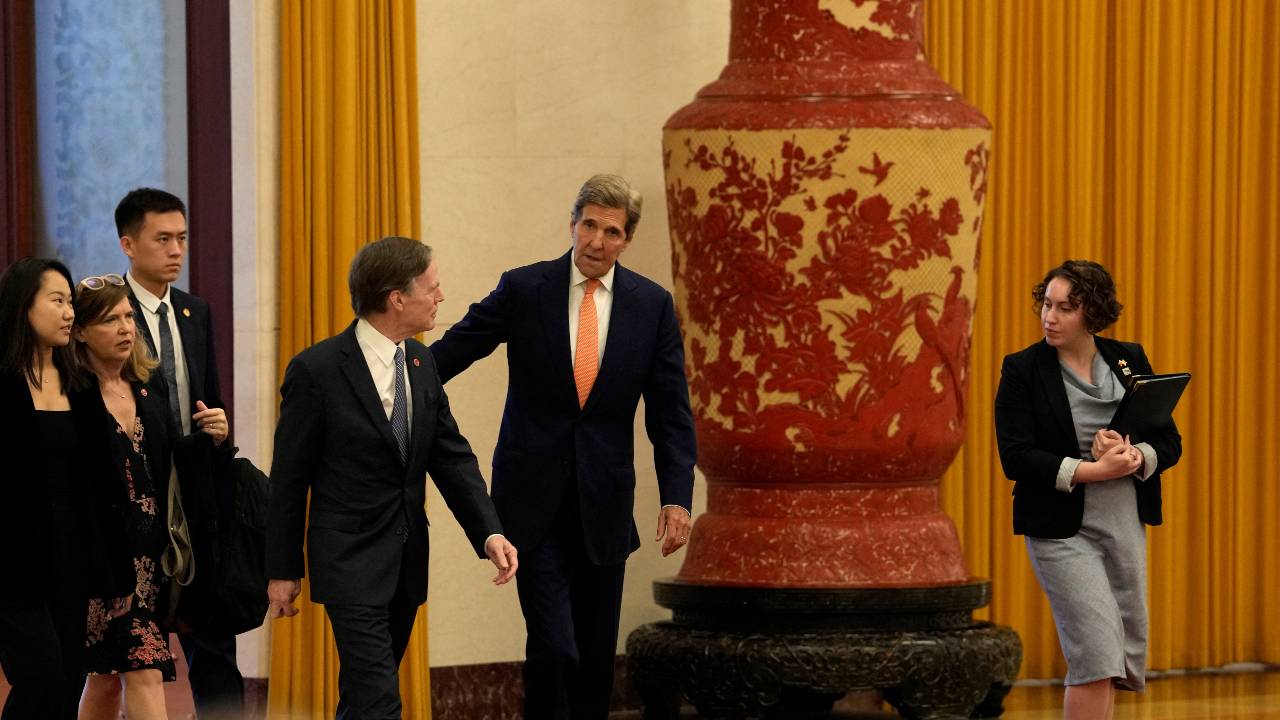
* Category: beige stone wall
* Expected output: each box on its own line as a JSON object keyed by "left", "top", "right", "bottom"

{"left": 417, "top": 1, "right": 730, "bottom": 666}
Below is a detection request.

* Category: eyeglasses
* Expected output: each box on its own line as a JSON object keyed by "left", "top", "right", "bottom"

{"left": 78, "top": 274, "right": 126, "bottom": 291}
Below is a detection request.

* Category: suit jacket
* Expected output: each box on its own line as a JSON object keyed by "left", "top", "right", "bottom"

{"left": 266, "top": 322, "right": 503, "bottom": 606}
{"left": 0, "top": 371, "right": 133, "bottom": 600}
{"left": 994, "top": 336, "right": 1183, "bottom": 538}
{"left": 127, "top": 284, "right": 225, "bottom": 415}
{"left": 429, "top": 253, "right": 697, "bottom": 566}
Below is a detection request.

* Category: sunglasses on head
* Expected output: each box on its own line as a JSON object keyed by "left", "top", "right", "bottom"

{"left": 78, "top": 274, "right": 126, "bottom": 291}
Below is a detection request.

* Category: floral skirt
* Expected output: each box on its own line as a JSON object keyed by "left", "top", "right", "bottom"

{"left": 84, "top": 555, "right": 176, "bottom": 681}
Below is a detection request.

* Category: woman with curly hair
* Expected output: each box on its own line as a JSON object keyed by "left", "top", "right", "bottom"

{"left": 994, "top": 260, "right": 1182, "bottom": 719}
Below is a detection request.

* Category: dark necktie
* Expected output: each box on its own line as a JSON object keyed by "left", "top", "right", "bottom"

{"left": 391, "top": 346, "right": 408, "bottom": 462}
{"left": 156, "top": 301, "right": 182, "bottom": 428}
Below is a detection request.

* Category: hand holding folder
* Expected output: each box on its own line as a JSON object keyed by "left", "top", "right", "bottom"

{"left": 1107, "top": 372, "right": 1192, "bottom": 438}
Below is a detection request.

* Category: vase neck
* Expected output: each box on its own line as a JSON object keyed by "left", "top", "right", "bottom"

{"left": 729, "top": 0, "right": 925, "bottom": 64}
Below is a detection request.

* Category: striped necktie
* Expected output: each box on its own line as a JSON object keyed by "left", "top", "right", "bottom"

{"left": 573, "top": 279, "right": 601, "bottom": 408}
{"left": 390, "top": 346, "right": 408, "bottom": 462}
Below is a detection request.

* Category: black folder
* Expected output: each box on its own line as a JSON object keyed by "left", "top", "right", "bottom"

{"left": 1107, "top": 372, "right": 1191, "bottom": 437}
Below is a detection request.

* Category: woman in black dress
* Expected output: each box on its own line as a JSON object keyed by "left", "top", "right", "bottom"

{"left": 0, "top": 258, "right": 133, "bottom": 720}
{"left": 69, "top": 275, "right": 227, "bottom": 720}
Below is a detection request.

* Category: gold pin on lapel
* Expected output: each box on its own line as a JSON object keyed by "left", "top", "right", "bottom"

{"left": 413, "top": 358, "right": 420, "bottom": 367}
{"left": 141, "top": 388, "right": 149, "bottom": 397}
{"left": 182, "top": 307, "right": 191, "bottom": 317}
{"left": 1118, "top": 359, "right": 1128, "bottom": 367}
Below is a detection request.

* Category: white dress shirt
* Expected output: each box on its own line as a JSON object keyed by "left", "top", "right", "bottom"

{"left": 354, "top": 318, "right": 412, "bottom": 429}
{"left": 126, "top": 272, "right": 192, "bottom": 434}
{"left": 568, "top": 262, "right": 615, "bottom": 366}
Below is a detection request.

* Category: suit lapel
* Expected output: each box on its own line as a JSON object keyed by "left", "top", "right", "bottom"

{"left": 539, "top": 253, "right": 578, "bottom": 410}
{"left": 1095, "top": 338, "right": 1138, "bottom": 389}
{"left": 1035, "top": 340, "right": 1077, "bottom": 442}
{"left": 405, "top": 341, "right": 432, "bottom": 474}
{"left": 170, "top": 290, "right": 203, "bottom": 406}
{"left": 338, "top": 325, "right": 405, "bottom": 467}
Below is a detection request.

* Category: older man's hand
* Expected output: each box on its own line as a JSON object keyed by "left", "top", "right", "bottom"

{"left": 656, "top": 505, "right": 692, "bottom": 557}
{"left": 485, "top": 535, "right": 519, "bottom": 585}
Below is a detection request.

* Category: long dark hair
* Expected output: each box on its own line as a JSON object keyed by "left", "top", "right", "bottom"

{"left": 0, "top": 257, "right": 79, "bottom": 390}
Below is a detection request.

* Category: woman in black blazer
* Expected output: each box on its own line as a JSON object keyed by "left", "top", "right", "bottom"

{"left": 995, "top": 260, "right": 1181, "bottom": 719}
{"left": 68, "top": 275, "right": 228, "bottom": 720}
{"left": 0, "top": 259, "right": 134, "bottom": 720}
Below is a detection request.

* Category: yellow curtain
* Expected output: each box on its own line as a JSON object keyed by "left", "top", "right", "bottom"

{"left": 270, "top": 0, "right": 425, "bottom": 717}
{"left": 925, "top": 0, "right": 1280, "bottom": 678}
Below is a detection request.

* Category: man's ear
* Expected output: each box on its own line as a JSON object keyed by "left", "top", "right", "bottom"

{"left": 120, "top": 235, "right": 135, "bottom": 260}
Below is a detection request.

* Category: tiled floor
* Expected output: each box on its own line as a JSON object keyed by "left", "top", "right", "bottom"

{"left": 5, "top": 667, "right": 1279, "bottom": 718}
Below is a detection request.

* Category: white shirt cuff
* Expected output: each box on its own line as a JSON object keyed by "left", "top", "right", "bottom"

{"left": 1135, "top": 442, "right": 1158, "bottom": 481}
{"left": 661, "top": 504, "right": 690, "bottom": 515}
{"left": 1056, "top": 457, "right": 1082, "bottom": 492}
{"left": 483, "top": 533, "right": 505, "bottom": 547}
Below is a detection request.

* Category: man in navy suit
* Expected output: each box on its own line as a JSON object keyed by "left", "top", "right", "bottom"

{"left": 116, "top": 188, "right": 239, "bottom": 720}
{"left": 430, "top": 174, "right": 697, "bottom": 719}
{"left": 267, "top": 236, "right": 519, "bottom": 720}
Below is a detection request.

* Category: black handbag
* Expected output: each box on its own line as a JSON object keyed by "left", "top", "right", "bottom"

{"left": 171, "top": 436, "right": 269, "bottom": 636}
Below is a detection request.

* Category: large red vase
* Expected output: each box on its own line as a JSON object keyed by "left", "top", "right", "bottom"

{"left": 665, "top": 0, "right": 991, "bottom": 588}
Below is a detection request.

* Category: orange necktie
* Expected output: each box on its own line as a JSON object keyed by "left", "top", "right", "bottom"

{"left": 573, "top": 279, "right": 601, "bottom": 408}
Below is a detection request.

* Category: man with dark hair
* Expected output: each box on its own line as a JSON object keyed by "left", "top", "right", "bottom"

{"left": 267, "top": 236, "right": 519, "bottom": 720}
{"left": 430, "top": 174, "right": 697, "bottom": 719}
{"left": 115, "top": 187, "right": 241, "bottom": 719}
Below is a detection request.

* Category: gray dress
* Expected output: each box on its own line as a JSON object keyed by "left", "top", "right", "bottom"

{"left": 1025, "top": 352, "right": 1151, "bottom": 691}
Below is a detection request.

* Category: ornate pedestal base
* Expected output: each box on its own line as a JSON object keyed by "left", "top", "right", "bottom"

{"left": 626, "top": 580, "right": 1022, "bottom": 720}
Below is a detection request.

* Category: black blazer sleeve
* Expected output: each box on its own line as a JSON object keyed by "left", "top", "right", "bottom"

{"left": 266, "top": 355, "right": 326, "bottom": 580}
{"left": 421, "top": 353, "right": 503, "bottom": 557}
{"left": 68, "top": 385, "right": 142, "bottom": 599}
{"left": 642, "top": 291, "right": 697, "bottom": 512}
{"left": 429, "top": 272, "right": 511, "bottom": 384}
{"left": 993, "top": 352, "right": 1072, "bottom": 492}
{"left": 196, "top": 299, "right": 225, "bottom": 412}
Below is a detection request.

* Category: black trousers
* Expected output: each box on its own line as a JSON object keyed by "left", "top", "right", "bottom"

{"left": 178, "top": 628, "right": 243, "bottom": 719}
{"left": 324, "top": 546, "right": 419, "bottom": 720}
{"left": 0, "top": 599, "right": 86, "bottom": 720}
{"left": 516, "top": 497, "right": 627, "bottom": 720}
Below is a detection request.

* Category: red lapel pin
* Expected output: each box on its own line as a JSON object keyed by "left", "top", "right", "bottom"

{"left": 413, "top": 358, "right": 420, "bottom": 367}
{"left": 140, "top": 388, "right": 149, "bottom": 397}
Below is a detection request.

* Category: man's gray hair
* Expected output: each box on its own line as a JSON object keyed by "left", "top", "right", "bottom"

{"left": 348, "top": 236, "right": 432, "bottom": 317}
{"left": 571, "top": 174, "right": 643, "bottom": 239}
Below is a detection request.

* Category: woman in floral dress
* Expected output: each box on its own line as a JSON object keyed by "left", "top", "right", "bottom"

{"left": 70, "top": 276, "right": 227, "bottom": 720}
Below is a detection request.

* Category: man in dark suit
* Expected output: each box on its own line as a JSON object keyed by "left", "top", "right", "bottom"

{"left": 116, "top": 188, "right": 240, "bottom": 720}
{"left": 267, "top": 236, "right": 519, "bottom": 720}
{"left": 429, "top": 174, "right": 697, "bottom": 719}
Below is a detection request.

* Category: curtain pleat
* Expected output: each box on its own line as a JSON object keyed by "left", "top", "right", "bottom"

{"left": 925, "top": 0, "right": 1280, "bottom": 678}
{"left": 270, "top": 1, "right": 425, "bottom": 716}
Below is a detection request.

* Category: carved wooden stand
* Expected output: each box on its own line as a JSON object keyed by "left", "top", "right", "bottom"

{"left": 627, "top": 580, "right": 1021, "bottom": 719}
